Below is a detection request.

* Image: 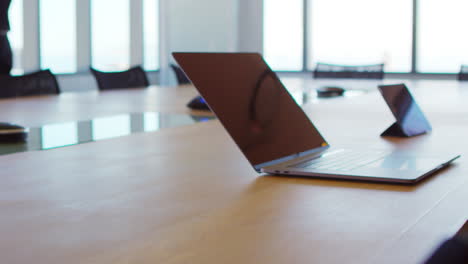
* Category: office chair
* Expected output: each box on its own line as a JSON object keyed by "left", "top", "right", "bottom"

{"left": 170, "top": 64, "right": 191, "bottom": 84}
{"left": 90, "top": 66, "right": 149, "bottom": 90}
{"left": 457, "top": 65, "right": 468, "bottom": 81}
{"left": 313, "top": 62, "right": 385, "bottom": 79}
{"left": 0, "top": 69, "right": 60, "bottom": 98}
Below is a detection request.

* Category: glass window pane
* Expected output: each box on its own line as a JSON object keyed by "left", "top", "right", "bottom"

{"left": 143, "top": 0, "right": 159, "bottom": 71}
{"left": 418, "top": 0, "right": 468, "bottom": 73}
{"left": 91, "top": 0, "right": 130, "bottom": 71}
{"left": 9, "top": 0, "right": 23, "bottom": 75}
{"left": 263, "top": 0, "right": 303, "bottom": 71}
{"left": 308, "top": 0, "right": 412, "bottom": 73}
{"left": 40, "top": 0, "right": 77, "bottom": 74}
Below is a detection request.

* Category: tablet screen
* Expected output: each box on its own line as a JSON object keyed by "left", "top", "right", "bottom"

{"left": 378, "top": 84, "right": 432, "bottom": 136}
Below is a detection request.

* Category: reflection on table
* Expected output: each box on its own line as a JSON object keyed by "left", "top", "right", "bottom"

{"left": 0, "top": 112, "right": 214, "bottom": 156}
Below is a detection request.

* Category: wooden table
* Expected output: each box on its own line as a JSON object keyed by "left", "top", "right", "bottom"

{"left": 1, "top": 79, "right": 467, "bottom": 264}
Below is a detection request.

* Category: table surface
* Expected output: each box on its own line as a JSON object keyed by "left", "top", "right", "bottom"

{"left": 1, "top": 78, "right": 468, "bottom": 264}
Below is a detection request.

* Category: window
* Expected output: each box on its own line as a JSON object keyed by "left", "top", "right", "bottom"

{"left": 263, "top": 0, "right": 415, "bottom": 73}
{"left": 6, "top": 1, "right": 159, "bottom": 78}
{"left": 143, "top": 0, "right": 159, "bottom": 71}
{"left": 9, "top": 0, "right": 23, "bottom": 75}
{"left": 308, "top": 0, "right": 412, "bottom": 72}
{"left": 417, "top": 0, "right": 468, "bottom": 73}
{"left": 91, "top": 0, "right": 130, "bottom": 71}
{"left": 263, "top": 0, "right": 303, "bottom": 71}
{"left": 40, "top": 0, "right": 77, "bottom": 74}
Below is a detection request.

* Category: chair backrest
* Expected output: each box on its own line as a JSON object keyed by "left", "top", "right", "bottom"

{"left": 90, "top": 66, "right": 149, "bottom": 90}
{"left": 457, "top": 65, "right": 468, "bottom": 81}
{"left": 170, "top": 64, "right": 191, "bottom": 85}
{"left": 313, "top": 62, "right": 385, "bottom": 79}
{"left": 0, "top": 69, "right": 60, "bottom": 99}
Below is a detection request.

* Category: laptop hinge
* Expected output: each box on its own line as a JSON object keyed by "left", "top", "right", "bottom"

{"left": 253, "top": 145, "right": 329, "bottom": 172}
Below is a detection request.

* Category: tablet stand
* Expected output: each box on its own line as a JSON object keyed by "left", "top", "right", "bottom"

{"left": 378, "top": 83, "right": 432, "bottom": 138}
{"left": 380, "top": 123, "right": 410, "bottom": 137}
{"left": 380, "top": 121, "right": 431, "bottom": 137}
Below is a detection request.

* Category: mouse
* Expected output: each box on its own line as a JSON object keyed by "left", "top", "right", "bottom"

{"left": 0, "top": 122, "right": 28, "bottom": 143}
{"left": 316, "top": 86, "right": 345, "bottom": 97}
{"left": 187, "top": 95, "right": 211, "bottom": 111}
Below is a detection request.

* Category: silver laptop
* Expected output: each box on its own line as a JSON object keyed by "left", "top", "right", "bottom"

{"left": 173, "top": 52, "right": 460, "bottom": 184}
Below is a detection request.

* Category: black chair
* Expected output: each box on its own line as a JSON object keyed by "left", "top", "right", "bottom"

{"left": 90, "top": 66, "right": 149, "bottom": 90}
{"left": 313, "top": 62, "right": 385, "bottom": 79}
{"left": 457, "top": 65, "right": 468, "bottom": 81}
{"left": 170, "top": 64, "right": 191, "bottom": 85}
{"left": 0, "top": 69, "right": 60, "bottom": 99}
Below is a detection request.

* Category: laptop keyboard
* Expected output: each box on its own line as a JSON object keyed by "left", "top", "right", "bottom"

{"left": 290, "top": 149, "right": 389, "bottom": 172}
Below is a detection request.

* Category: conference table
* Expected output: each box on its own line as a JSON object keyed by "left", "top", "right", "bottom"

{"left": 1, "top": 77, "right": 467, "bottom": 264}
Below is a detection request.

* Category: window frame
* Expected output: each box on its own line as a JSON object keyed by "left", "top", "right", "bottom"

{"left": 264, "top": 0, "right": 460, "bottom": 76}
{"left": 12, "top": 0, "right": 160, "bottom": 76}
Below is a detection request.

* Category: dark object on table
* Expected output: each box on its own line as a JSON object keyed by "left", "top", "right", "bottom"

{"left": 0, "top": 122, "right": 27, "bottom": 142}
{"left": 90, "top": 66, "right": 149, "bottom": 90}
{"left": 378, "top": 83, "right": 432, "bottom": 138}
{"left": 316, "top": 86, "right": 345, "bottom": 97}
{"left": 0, "top": 69, "right": 60, "bottom": 98}
{"left": 457, "top": 65, "right": 468, "bottom": 81}
{"left": 187, "top": 95, "right": 210, "bottom": 111}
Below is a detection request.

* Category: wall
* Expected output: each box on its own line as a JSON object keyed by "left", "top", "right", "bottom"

{"left": 237, "top": 0, "right": 263, "bottom": 53}
{"left": 169, "top": 0, "right": 239, "bottom": 53}
{"left": 159, "top": 0, "right": 240, "bottom": 85}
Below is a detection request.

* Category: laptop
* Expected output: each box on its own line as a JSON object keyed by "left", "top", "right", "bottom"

{"left": 173, "top": 52, "right": 460, "bottom": 184}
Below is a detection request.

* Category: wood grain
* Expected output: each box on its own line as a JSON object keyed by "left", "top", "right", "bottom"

{"left": 1, "top": 79, "right": 467, "bottom": 264}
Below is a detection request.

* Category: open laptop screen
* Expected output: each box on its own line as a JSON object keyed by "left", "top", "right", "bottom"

{"left": 173, "top": 53, "right": 327, "bottom": 167}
